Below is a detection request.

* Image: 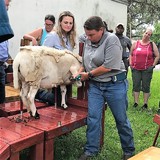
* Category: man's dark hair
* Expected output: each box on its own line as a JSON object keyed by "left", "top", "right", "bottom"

{"left": 45, "top": 14, "right": 55, "bottom": 24}
{"left": 84, "top": 16, "right": 105, "bottom": 31}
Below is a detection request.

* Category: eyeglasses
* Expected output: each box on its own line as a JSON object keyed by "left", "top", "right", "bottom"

{"left": 45, "top": 23, "right": 54, "bottom": 27}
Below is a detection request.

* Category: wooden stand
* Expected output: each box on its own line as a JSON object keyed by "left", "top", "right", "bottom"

{"left": 0, "top": 41, "right": 106, "bottom": 160}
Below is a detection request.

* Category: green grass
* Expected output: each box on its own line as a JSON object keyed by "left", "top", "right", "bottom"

{"left": 54, "top": 69, "right": 160, "bottom": 160}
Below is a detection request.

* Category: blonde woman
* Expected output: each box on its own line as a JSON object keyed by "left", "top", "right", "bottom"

{"left": 43, "top": 11, "right": 76, "bottom": 51}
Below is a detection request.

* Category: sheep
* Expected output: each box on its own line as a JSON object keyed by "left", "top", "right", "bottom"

{"left": 13, "top": 46, "right": 82, "bottom": 119}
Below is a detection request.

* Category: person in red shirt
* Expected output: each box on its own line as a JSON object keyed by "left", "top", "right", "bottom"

{"left": 129, "top": 28, "right": 159, "bottom": 109}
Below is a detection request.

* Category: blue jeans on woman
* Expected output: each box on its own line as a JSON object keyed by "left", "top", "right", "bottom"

{"left": 0, "top": 65, "right": 6, "bottom": 103}
{"left": 84, "top": 79, "right": 135, "bottom": 156}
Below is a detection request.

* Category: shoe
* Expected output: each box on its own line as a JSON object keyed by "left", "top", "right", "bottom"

{"left": 122, "top": 154, "right": 133, "bottom": 160}
{"left": 142, "top": 103, "right": 148, "bottom": 109}
{"left": 78, "top": 153, "right": 93, "bottom": 160}
{"left": 133, "top": 103, "right": 138, "bottom": 108}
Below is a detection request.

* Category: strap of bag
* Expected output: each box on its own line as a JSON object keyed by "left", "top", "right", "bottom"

{"left": 150, "top": 42, "right": 154, "bottom": 56}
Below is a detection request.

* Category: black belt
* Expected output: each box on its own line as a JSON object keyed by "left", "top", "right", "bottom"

{"left": 0, "top": 61, "right": 4, "bottom": 66}
{"left": 90, "top": 72, "right": 127, "bottom": 84}
{"left": 111, "top": 72, "right": 127, "bottom": 82}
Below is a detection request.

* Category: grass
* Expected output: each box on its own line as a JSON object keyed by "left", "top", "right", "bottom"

{"left": 53, "top": 69, "right": 160, "bottom": 160}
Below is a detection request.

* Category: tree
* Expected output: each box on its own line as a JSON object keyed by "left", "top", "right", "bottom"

{"left": 127, "top": 0, "right": 160, "bottom": 42}
{"left": 151, "top": 22, "right": 160, "bottom": 45}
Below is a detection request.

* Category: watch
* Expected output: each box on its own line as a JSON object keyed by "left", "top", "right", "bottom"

{"left": 88, "top": 72, "right": 94, "bottom": 79}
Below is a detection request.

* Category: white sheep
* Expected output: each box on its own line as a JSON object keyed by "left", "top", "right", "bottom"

{"left": 13, "top": 46, "right": 82, "bottom": 119}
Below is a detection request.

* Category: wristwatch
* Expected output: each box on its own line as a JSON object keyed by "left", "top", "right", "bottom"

{"left": 88, "top": 72, "right": 94, "bottom": 79}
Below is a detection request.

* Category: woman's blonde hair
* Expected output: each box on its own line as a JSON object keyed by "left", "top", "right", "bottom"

{"left": 56, "top": 11, "right": 76, "bottom": 49}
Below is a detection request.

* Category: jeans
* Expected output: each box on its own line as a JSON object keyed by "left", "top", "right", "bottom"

{"left": 84, "top": 79, "right": 135, "bottom": 156}
{"left": 35, "top": 86, "right": 61, "bottom": 106}
{"left": 0, "top": 65, "right": 6, "bottom": 103}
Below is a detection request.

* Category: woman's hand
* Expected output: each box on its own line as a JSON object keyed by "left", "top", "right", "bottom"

{"left": 79, "top": 72, "right": 89, "bottom": 81}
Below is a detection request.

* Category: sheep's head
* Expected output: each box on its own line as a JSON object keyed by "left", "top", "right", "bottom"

{"left": 70, "top": 75, "right": 82, "bottom": 87}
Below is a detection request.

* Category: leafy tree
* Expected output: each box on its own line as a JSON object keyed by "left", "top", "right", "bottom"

{"left": 151, "top": 22, "right": 160, "bottom": 45}
{"left": 127, "top": 0, "right": 160, "bottom": 43}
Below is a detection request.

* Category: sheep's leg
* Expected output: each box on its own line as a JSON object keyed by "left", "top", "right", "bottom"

{"left": 60, "top": 85, "right": 68, "bottom": 109}
{"left": 28, "top": 86, "right": 39, "bottom": 118}
{"left": 21, "top": 82, "right": 30, "bottom": 112}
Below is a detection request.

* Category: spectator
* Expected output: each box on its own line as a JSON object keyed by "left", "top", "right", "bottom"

{"left": 0, "top": 0, "right": 14, "bottom": 42}
{"left": 77, "top": 16, "right": 135, "bottom": 160}
{"left": 115, "top": 23, "right": 132, "bottom": 75}
{"left": 43, "top": 10, "right": 76, "bottom": 50}
{"left": 23, "top": 14, "right": 55, "bottom": 46}
{"left": 0, "top": 0, "right": 13, "bottom": 103}
{"left": 129, "top": 28, "right": 159, "bottom": 109}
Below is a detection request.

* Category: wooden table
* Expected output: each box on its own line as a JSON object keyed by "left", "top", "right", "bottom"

{"left": 5, "top": 86, "right": 20, "bottom": 102}
{"left": 129, "top": 146, "right": 160, "bottom": 160}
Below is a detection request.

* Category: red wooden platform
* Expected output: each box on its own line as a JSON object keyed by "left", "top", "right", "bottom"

{"left": 0, "top": 117, "right": 44, "bottom": 160}
{"left": 0, "top": 101, "right": 48, "bottom": 117}
{"left": 0, "top": 139, "right": 10, "bottom": 160}
{"left": 7, "top": 104, "right": 87, "bottom": 160}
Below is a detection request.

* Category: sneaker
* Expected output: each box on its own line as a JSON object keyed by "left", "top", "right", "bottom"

{"left": 133, "top": 103, "right": 138, "bottom": 108}
{"left": 142, "top": 103, "right": 148, "bottom": 109}
{"left": 122, "top": 154, "right": 133, "bottom": 160}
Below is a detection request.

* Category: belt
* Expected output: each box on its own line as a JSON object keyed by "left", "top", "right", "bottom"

{"left": 0, "top": 61, "right": 4, "bottom": 66}
{"left": 90, "top": 72, "right": 127, "bottom": 84}
{"left": 111, "top": 72, "right": 127, "bottom": 82}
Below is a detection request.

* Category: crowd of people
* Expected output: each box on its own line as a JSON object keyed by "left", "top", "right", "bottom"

{"left": 0, "top": 0, "right": 160, "bottom": 160}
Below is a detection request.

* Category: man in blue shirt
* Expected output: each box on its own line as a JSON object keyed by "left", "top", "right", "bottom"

{"left": 0, "top": 0, "right": 13, "bottom": 103}
{"left": 0, "top": 41, "right": 9, "bottom": 103}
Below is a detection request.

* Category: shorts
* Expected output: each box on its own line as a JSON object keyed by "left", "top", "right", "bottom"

{"left": 131, "top": 67, "right": 153, "bottom": 93}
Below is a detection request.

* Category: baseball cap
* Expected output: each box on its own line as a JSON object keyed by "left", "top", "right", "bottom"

{"left": 116, "top": 23, "right": 124, "bottom": 29}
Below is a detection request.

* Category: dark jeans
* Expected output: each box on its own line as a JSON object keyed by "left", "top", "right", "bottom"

{"left": 0, "top": 65, "right": 6, "bottom": 103}
{"left": 35, "top": 86, "right": 61, "bottom": 106}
